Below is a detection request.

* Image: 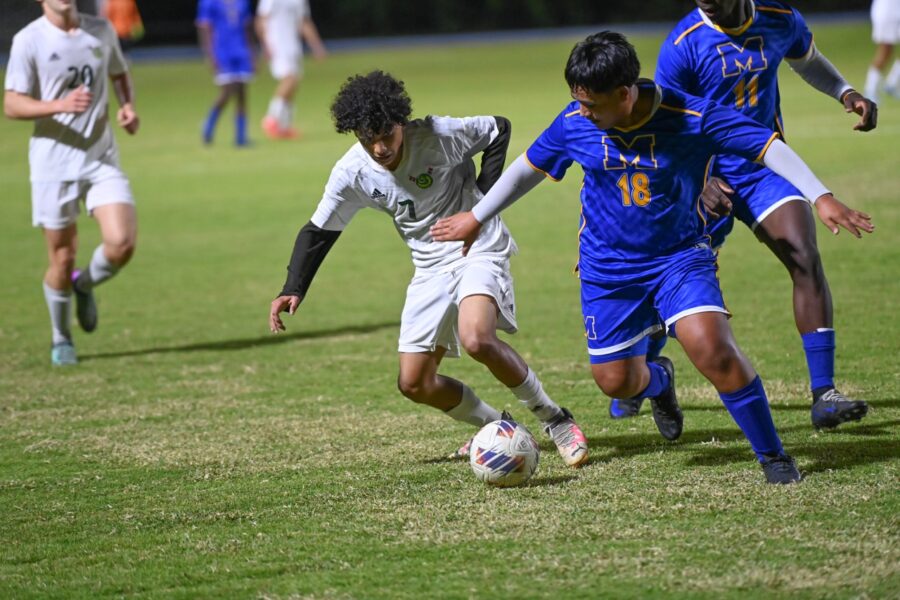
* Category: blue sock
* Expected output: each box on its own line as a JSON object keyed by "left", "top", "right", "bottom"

{"left": 647, "top": 334, "right": 668, "bottom": 362}
{"left": 638, "top": 361, "right": 670, "bottom": 399}
{"left": 801, "top": 329, "right": 835, "bottom": 393}
{"left": 202, "top": 106, "right": 221, "bottom": 143}
{"left": 719, "top": 376, "right": 783, "bottom": 461}
{"left": 236, "top": 113, "right": 248, "bottom": 145}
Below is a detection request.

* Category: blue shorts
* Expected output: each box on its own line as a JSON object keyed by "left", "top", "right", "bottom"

{"left": 214, "top": 53, "right": 254, "bottom": 86}
{"left": 706, "top": 158, "right": 807, "bottom": 249}
{"left": 581, "top": 244, "right": 729, "bottom": 364}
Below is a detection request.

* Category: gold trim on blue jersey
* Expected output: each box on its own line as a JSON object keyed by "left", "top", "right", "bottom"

{"left": 658, "top": 103, "right": 703, "bottom": 118}
{"left": 698, "top": 3, "right": 756, "bottom": 36}
{"left": 673, "top": 21, "right": 704, "bottom": 46}
{"left": 756, "top": 5, "right": 792, "bottom": 15}
{"left": 755, "top": 131, "right": 780, "bottom": 162}
{"left": 565, "top": 109, "right": 581, "bottom": 118}
{"left": 523, "top": 152, "right": 561, "bottom": 182}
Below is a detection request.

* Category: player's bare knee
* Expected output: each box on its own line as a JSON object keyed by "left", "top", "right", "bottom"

{"left": 592, "top": 366, "right": 640, "bottom": 399}
{"left": 459, "top": 332, "right": 496, "bottom": 362}
{"left": 397, "top": 375, "right": 429, "bottom": 402}
{"left": 104, "top": 237, "right": 136, "bottom": 266}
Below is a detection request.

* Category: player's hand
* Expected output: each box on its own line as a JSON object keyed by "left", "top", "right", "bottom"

{"left": 430, "top": 211, "right": 481, "bottom": 256}
{"left": 700, "top": 176, "right": 734, "bottom": 219}
{"left": 842, "top": 90, "right": 877, "bottom": 132}
{"left": 813, "top": 194, "right": 874, "bottom": 238}
{"left": 58, "top": 85, "right": 92, "bottom": 114}
{"left": 117, "top": 103, "right": 140, "bottom": 135}
{"left": 313, "top": 47, "right": 327, "bottom": 62}
{"left": 270, "top": 294, "right": 302, "bottom": 333}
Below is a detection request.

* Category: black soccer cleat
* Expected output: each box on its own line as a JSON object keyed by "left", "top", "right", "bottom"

{"left": 649, "top": 356, "right": 683, "bottom": 441}
{"left": 760, "top": 453, "right": 801, "bottom": 484}
{"left": 609, "top": 396, "right": 644, "bottom": 419}
{"left": 811, "top": 389, "right": 868, "bottom": 430}
{"left": 72, "top": 270, "right": 97, "bottom": 333}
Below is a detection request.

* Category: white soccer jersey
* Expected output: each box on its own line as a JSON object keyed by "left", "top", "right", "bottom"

{"left": 257, "top": 0, "right": 309, "bottom": 59}
{"left": 311, "top": 116, "right": 517, "bottom": 272}
{"left": 4, "top": 15, "right": 127, "bottom": 182}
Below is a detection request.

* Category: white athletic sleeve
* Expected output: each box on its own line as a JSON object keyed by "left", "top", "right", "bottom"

{"left": 4, "top": 32, "right": 36, "bottom": 95}
{"left": 761, "top": 139, "right": 830, "bottom": 204}
{"left": 787, "top": 43, "right": 854, "bottom": 102}
{"left": 310, "top": 164, "right": 368, "bottom": 231}
{"left": 106, "top": 21, "right": 128, "bottom": 77}
{"left": 471, "top": 154, "right": 546, "bottom": 223}
{"left": 257, "top": 0, "right": 273, "bottom": 17}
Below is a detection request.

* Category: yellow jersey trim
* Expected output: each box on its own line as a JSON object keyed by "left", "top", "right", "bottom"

{"left": 565, "top": 109, "right": 581, "bottom": 118}
{"left": 755, "top": 131, "right": 780, "bottom": 162}
{"left": 524, "top": 153, "right": 561, "bottom": 182}
{"left": 658, "top": 103, "right": 703, "bottom": 118}
{"left": 674, "top": 22, "right": 704, "bottom": 46}
{"left": 757, "top": 5, "right": 792, "bottom": 15}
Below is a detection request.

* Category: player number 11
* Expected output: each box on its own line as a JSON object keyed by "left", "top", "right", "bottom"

{"left": 733, "top": 75, "right": 759, "bottom": 109}
{"left": 616, "top": 172, "right": 652, "bottom": 207}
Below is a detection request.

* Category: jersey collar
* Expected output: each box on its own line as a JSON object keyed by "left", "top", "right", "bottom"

{"left": 613, "top": 80, "right": 661, "bottom": 133}
{"left": 697, "top": 1, "right": 756, "bottom": 36}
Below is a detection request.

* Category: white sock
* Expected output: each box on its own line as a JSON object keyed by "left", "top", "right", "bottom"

{"left": 445, "top": 384, "right": 501, "bottom": 427}
{"left": 510, "top": 368, "right": 562, "bottom": 423}
{"left": 267, "top": 97, "right": 285, "bottom": 120}
{"left": 76, "top": 245, "right": 119, "bottom": 291}
{"left": 43, "top": 281, "right": 72, "bottom": 345}
{"left": 886, "top": 59, "right": 900, "bottom": 91}
{"left": 277, "top": 100, "right": 293, "bottom": 130}
{"left": 865, "top": 65, "right": 883, "bottom": 100}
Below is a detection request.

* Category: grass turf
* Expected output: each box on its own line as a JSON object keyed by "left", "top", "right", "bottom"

{"left": 0, "top": 22, "right": 898, "bottom": 599}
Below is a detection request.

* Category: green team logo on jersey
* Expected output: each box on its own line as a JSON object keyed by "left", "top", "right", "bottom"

{"left": 415, "top": 173, "right": 433, "bottom": 189}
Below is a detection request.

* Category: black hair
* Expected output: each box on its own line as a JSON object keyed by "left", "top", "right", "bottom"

{"left": 564, "top": 31, "right": 641, "bottom": 94}
{"left": 330, "top": 70, "right": 413, "bottom": 140}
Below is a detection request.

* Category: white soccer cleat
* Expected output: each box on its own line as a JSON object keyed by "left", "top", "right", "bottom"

{"left": 544, "top": 407, "right": 589, "bottom": 468}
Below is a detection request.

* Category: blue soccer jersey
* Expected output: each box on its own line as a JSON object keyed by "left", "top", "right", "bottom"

{"left": 525, "top": 81, "right": 779, "bottom": 283}
{"left": 196, "top": 0, "right": 252, "bottom": 62}
{"left": 655, "top": 0, "right": 812, "bottom": 176}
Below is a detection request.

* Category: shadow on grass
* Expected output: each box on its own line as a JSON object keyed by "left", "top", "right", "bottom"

{"left": 526, "top": 474, "right": 579, "bottom": 487}
{"left": 78, "top": 321, "right": 400, "bottom": 361}
{"left": 585, "top": 418, "right": 900, "bottom": 475}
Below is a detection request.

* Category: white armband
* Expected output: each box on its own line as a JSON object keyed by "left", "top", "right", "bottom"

{"left": 761, "top": 139, "right": 830, "bottom": 204}
{"left": 471, "top": 154, "right": 546, "bottom": 223}
{"left": 787, "top": 43, "right": 854, "bottom": 103}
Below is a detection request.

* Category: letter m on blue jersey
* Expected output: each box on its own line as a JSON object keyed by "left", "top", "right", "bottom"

{"left": 716, "top": 36, "right": 768, "bottom": 78}
{"left": 602, "top": 134, "right": 658, "bottom": 171}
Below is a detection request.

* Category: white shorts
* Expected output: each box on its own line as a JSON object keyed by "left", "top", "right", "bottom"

{"left": 872, "top": 0, "right": 900, "bottom": 44}
{"left": 398, "top": 257, "right": 518, "bottom": 357}
{"left": 269, "top": 52, "right": 303, "bottom": 79}
{"left": 31, "top": 163, "right": 135, "bottom": 230}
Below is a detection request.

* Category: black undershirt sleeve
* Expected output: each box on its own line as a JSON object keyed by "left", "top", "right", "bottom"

{"left": 475, "top": 116, "right": 511, "bottom": 195}
{"left": 279, "top": 220, "right": 342, "bottom": 298}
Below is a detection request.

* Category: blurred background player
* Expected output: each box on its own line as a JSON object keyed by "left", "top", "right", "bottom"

{"left": 4, "top": 0, "right": 140, "bottom": 366}
{"left": 196, "top": 0, "right": 254, "bottom": 146}
{"left": 269, "top": 71, "right": 589, "bottom": 467}
{"left": 865, "top": 0, "right": 900, "bottom": 102}
{"left": 609, "top": 0, "right": 877, "bottom": 431}
{"left": 255, "top": 0, "right": 327, "bottom": 140}
{"left": 101, "top": 0, "right": 144, "bottom": 53}
{"left": 432, "top": 31, "right": 872, "bottom": 483}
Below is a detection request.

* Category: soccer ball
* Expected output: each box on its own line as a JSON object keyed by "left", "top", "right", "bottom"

{"left": 469, "top": 416, "right": 540, "bottom": 487}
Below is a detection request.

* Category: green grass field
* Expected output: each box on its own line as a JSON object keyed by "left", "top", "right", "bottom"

{"left": 1, "top": 22, "right": 898, "bottom": 599}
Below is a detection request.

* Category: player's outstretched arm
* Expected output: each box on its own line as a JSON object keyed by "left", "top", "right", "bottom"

{"left": 787, "top": 44, "right": 877, "bottom": 132}
{"left": 4, "top": 87, "right": 91, "bottom": 120}
{"left": 270, "top": 221, "right": 341, "bottom": 332}
{"left": 761, "top": 139, "right": 874, "bottom": 237}
{"left": 431, "top": 154, "right": 545, "bottom": 255}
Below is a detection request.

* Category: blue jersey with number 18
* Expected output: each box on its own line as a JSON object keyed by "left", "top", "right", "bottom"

{"left": 525, "top": 82, "right": 778, "bottom": 282}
